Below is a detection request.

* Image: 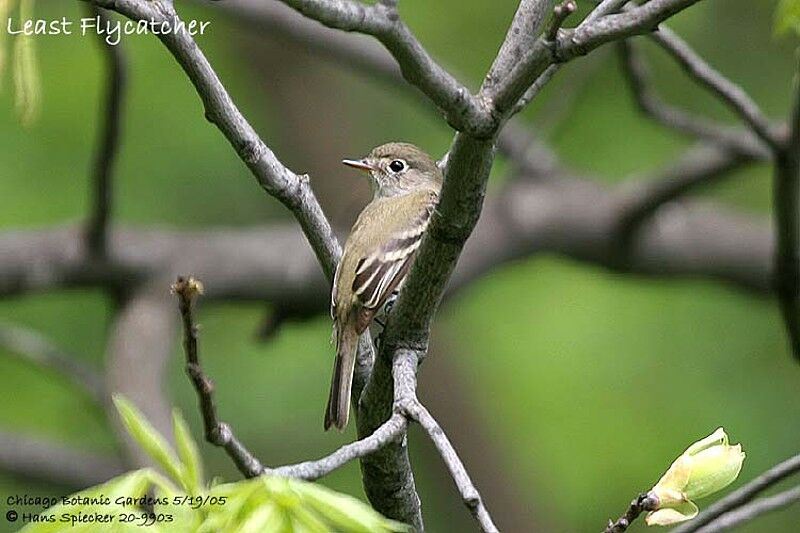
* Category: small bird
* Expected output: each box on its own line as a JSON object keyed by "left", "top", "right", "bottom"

{"left": 325, "top": 142, "right": 443, "bottom": 431}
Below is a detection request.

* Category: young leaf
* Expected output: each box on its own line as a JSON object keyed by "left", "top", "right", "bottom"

{"left": 0, "top": 0, "right": 16, "bottom": 90}
{"left": 172, "top": 408, "right": 204, "bottom": 494}
{"left": 776, "top": 0, "right": 800, "bottom": 36}
{"left": 288, "top": 479, "right": 409, "bottom": 533}
{"left": 113, "top": 395, "right": 184, "bottom": 486}
{"left": 19, "top": 469, "right": 156, "bottom": 533}
{"left": 12, "top": 0, "right": 40, "bottom": 126}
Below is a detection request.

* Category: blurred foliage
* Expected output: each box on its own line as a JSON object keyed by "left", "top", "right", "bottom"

{"left": 776, "top": 0, "right": 800, "bottom": 36}
{"left": 1, "top": 1, "right": 799, "bottom": 532}
{"left": 20, "top": 397, "right": 406, "bottom": 533}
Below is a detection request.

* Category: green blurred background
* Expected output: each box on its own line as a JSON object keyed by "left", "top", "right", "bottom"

{"left": 1, "top": 1, "right": 798, "bottom": 531}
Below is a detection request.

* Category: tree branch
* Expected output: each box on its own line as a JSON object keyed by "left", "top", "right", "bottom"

{"left": 603, "top": 492, "right": 658, "bottom": 533}
{"left": 0, "top": 432, "right": 124, "bottom": 488}
{"left": 268, "top": 413, "right": 407, "bottom": 480}
{"left": 274, "top": 0, "right": 491, "bottom": 134}
{"left": 692, "top": 486, "right": 800, "bottom": 533}
{"left": 617, "top": 39, "right": 769, "bottom": 155}
{"left": 614, "top": 141, "right": 762, "bottom": 241}
{"left": 546, "top": 0, "right": 578, "bottom": 42}
{"left": 0, "top": 322, "right": 106, "bottom": 404}
{"left": 648, "top": 26, "right": 781, "bottom": 151}
{"left": 172, "top": 276, "right": 265, "bottom": 478}
{"left": 773, "top": 55, "right": 800, "bottom": 361}
{"left": 88, "top": 0, "right": 340, "bottom": 280}
{"left": 670, "top": 452, "right": 800, "bottom": 533}
{"left": 85, "top": 5, "right": 127, "bottom": 258}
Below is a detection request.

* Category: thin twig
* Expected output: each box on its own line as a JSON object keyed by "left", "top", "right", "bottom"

{"left": 670, "top": 452, "right": 800, "bottom": 533}
{"left": 617, "top": 39, "right": 767, "bottom": 155}
{"left": 172, "top": 276, "right": 265, "bottom": 478}
{"left": 547, "top": 0, "right": 578, "bottom": 42}
{"left": 649, "top": 27, "right": 781, "bottom": 151}
{"left": 693, "top": 486, "right": 800, "bottom": 533}
{"left": 603, "top": 492, "right": 658, "bottom": 533}
{"left": 392, "top": 350, "right": 499, "bottom": 533}
{"left": 511, "top": 64, "right": 561, "bottom": 117}
{"left": 584, "top": 0, "right": 630, "bottom": 24}
{"left": 85, "top": 5, "right": 127, "bottom": 258}
{"left": 268, "top": 414, "right": 407, "bottom": 480}
{"left": 0, "top": 322, "right": 106, "bottom": 403}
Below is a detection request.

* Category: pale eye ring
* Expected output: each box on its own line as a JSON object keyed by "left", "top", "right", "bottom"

{"left": 388, "top": 159, "right": 407, "bottom": 173}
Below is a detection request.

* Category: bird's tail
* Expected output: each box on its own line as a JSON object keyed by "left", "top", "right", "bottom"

{"left": 324, "top": 326, "right": 358, "bottom": 431}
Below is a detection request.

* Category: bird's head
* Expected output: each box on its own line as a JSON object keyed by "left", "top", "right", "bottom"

{"left": 343, "top": 142, "right": 442, "bottom": 198}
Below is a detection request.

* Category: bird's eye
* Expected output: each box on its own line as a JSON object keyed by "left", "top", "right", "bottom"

{"left": 388, "top": 159, "right": 407, "bottom": 173}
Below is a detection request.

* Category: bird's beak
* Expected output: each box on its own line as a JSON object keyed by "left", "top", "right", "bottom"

{"left": 342, "top": 158, "right": 375, "bottom": 173}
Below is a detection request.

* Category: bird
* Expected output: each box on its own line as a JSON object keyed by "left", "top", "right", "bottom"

{"left": 325, "top": 142, "right": 443, "bottom": 431}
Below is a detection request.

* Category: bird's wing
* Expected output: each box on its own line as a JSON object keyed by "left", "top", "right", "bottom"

{"left": 351, "top": 192, "right": 437, "bottom": 333}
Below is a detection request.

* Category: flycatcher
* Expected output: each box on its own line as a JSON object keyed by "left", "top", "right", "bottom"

{"left": 325, "top": 142, "right": 443, "bottom": 431}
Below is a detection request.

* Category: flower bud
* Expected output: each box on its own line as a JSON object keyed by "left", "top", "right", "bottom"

{"left": 645, "top": 428, "right": 745, "bottom": 526}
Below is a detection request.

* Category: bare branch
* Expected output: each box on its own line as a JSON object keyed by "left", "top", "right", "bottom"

{"left": 172, "top": 276, "right": 264, "bottom": 478}
{"left": 89, "top": 0, "right": 340, "bottom": 279}
{"left": 268, "top": 414, "right": 407, "bottom": 480}
{"left": 614, "top": 141, "right": 762, "bottom": 240}
{"left": 617, "top": 39, "right": 769, "bottom": 155}
{"left": 670, "top": 452, "right": 800, "bottom": 533}
{"left": 584, "top": 0, "right": 630, "bottom": 24}
{"left": 402, "top": 398, "right": 498, "bottom": 532}
{"left": 0, "top": 432, "right": 124, "bottom": 487}
{"left": 773, "top": 56, "right": 800, "bottom": 360}
{"left": 488, "top": 0, "right": 707, "bottom": 117}
{"left": 693, "top": 486, "right": 800, "bottom": 533}
{"left": 85, "top": 5, "right": 127, "bottom": 258}
{"left": 648, "top": 27, "right": 781, "bottom": 150}
{"left": 546, "top": 0, "right": 578, "bottom": 42}
{"left": 603, "top": 492, "right": 658, "bottom": 533}
{"left": 274, "top": 0, "right": 490, "bottom": 134}
{"left": 0, "top": 322, "right": 106, "bottom": 404}
{"left": 390, "top": 349, "right": 498, "bottom": 533}
{"left": 483, "top": 0, "right": 552, "bottom": 94}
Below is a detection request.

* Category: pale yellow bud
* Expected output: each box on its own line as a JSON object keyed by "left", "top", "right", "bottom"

{"left": 646, "top": 428, "right": 745, "bottom": 526}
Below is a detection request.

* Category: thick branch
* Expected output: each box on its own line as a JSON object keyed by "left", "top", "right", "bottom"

{"left": 85, "top": 5, "right": 127, "bottom": 258}
{"left": 0, "top": 432, "right": 124, "bottom": 488}
{"left": 614, "top": 142, "right": 761, "bottom": 240}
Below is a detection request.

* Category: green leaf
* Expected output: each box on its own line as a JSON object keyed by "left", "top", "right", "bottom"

{"left": 775, "top": 0, "right": 800, "bottom": 36}
{"left": 19, "top": 469, "right": 156, "bottom": 533}
{"left": 172, "top": 408, "right": 204, "bottom": 494}
{"left": 0, "top": 0, "right": 16, "bottom": 91}
{"left": 289, "top": 479, "right": 409, "bottom": 533}
{"left": 113, "top": 395, "right": 184, "bottom": 486}
{"left": 12, "top": 0, "right": 40, "bottom": 126}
